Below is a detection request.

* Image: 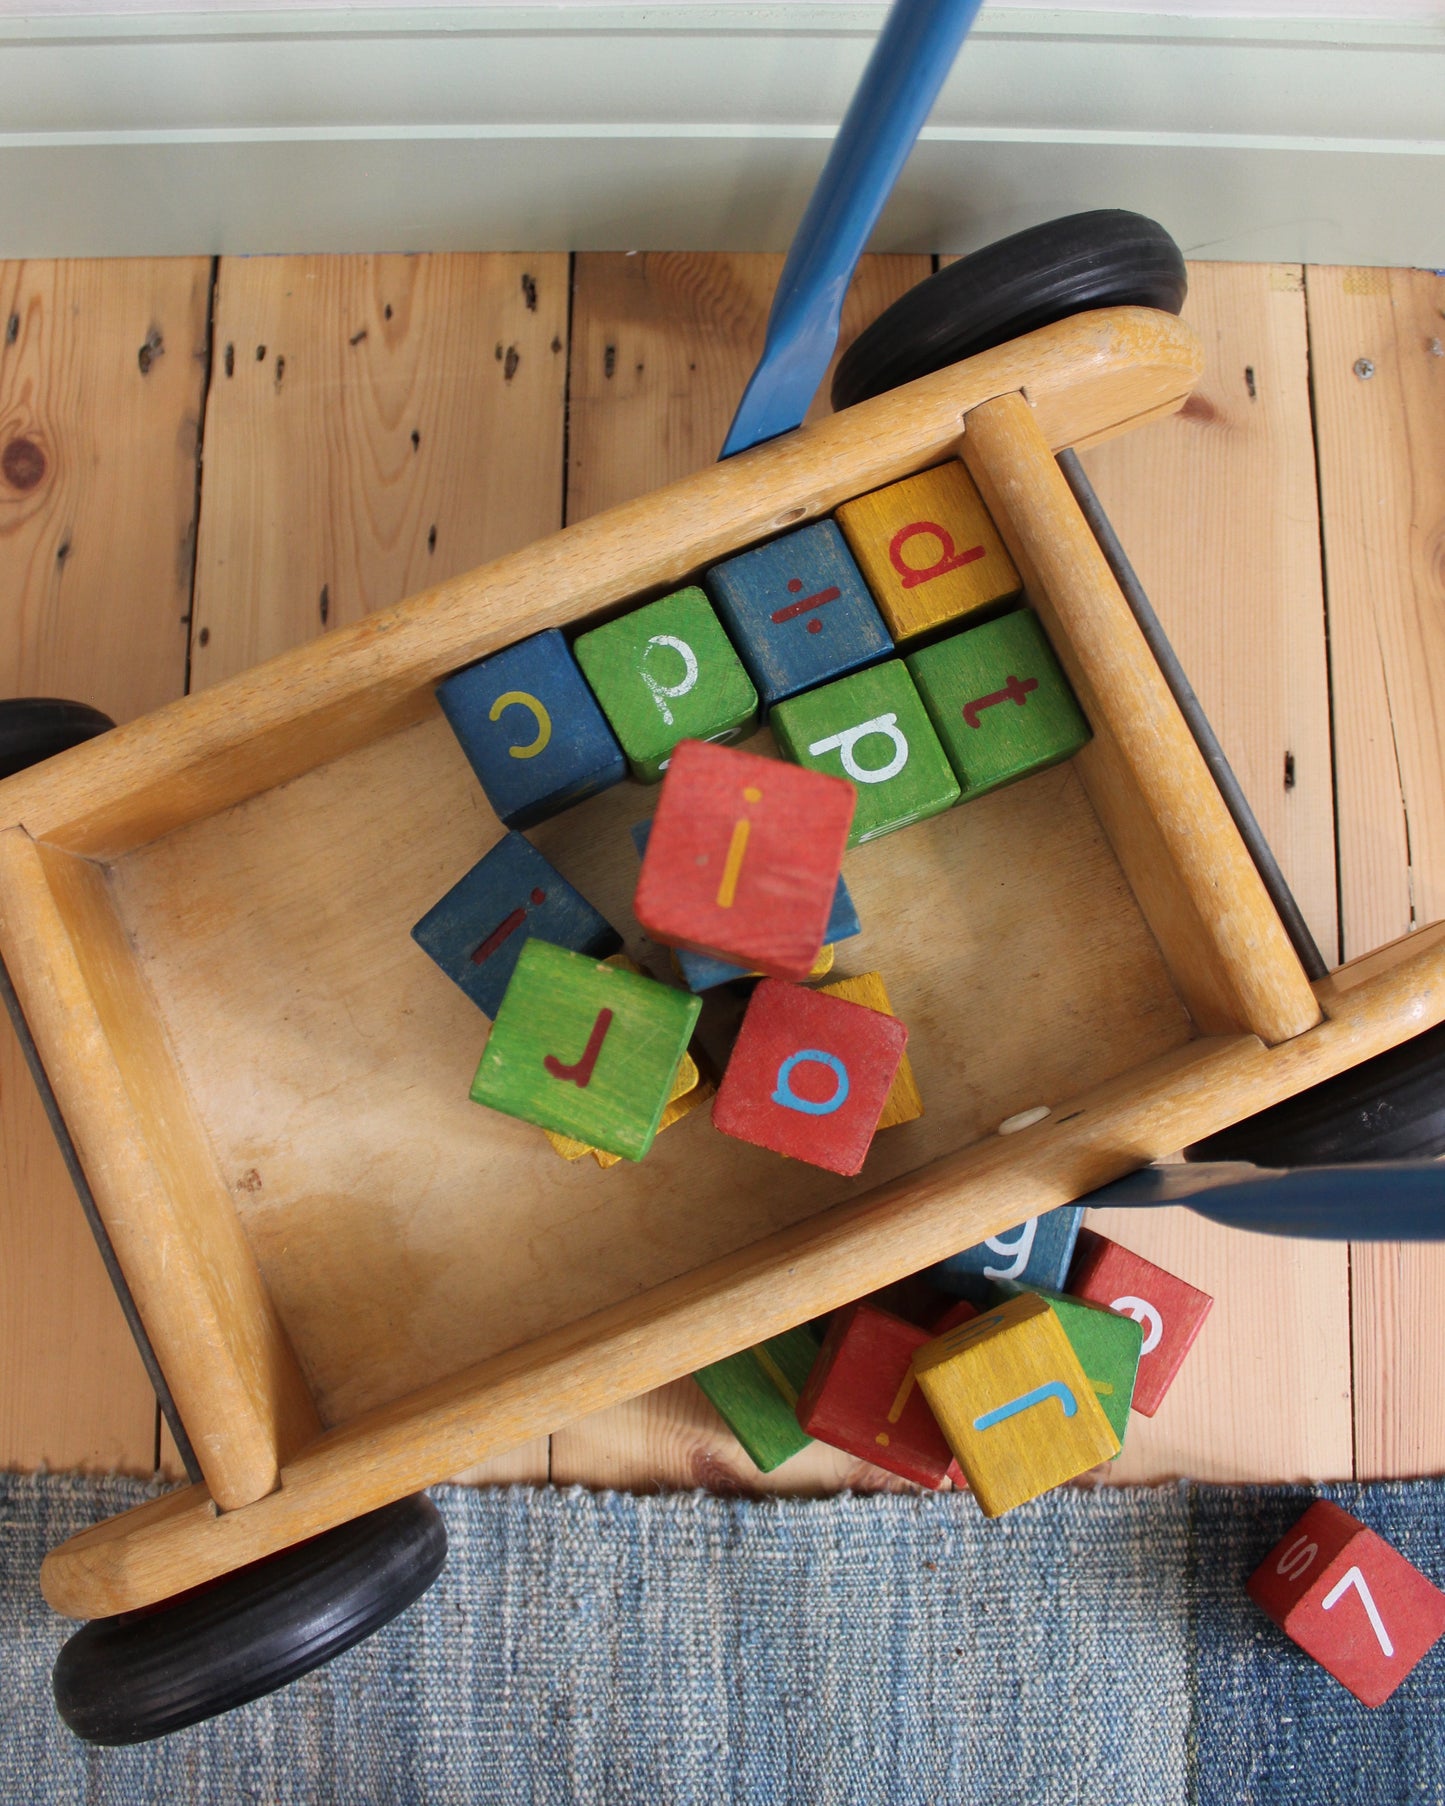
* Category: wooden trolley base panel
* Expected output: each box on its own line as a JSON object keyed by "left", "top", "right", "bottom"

{"left": 0, "top": 307, "right": 1402, "bottom": 1620}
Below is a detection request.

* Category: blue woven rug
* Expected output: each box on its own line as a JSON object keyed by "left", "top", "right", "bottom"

{"left": 3, "top": 1472, "right": 1443, "bottom": 1803}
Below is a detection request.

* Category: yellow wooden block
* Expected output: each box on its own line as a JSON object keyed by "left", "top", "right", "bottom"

{"left": 912, "top": 1291, "right": 1119, "bottom": 1516}
{"left": 836, "top": 461, "right": 1021, "bottom": 642}
{"left": 818, "top": 970, "right": 922, "bottom": 1129}
{"left": 544, "top": 1051, "right": 702, "bottom": 1166}
{"left": 670, "top": 944, "right": 835, "bottom": 985}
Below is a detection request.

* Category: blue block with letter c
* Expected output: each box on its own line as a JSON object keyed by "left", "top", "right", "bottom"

{"left": 437, "top": 628, "right": 626, "bottom": 829}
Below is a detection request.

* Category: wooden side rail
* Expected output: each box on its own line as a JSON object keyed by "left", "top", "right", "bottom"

{"left": 0, "top": 830, "right": 321, "bottom": 1507}
{"left": 0, "top": 308, "right": 1202, "bottom": 862}
{"left": 960, "top": 391, "right": 1322, "bottom": 1048}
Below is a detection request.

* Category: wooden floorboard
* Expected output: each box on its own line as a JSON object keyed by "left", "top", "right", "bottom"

{"left": 1306, "top": 265, "right": 1445, "bottom": 1480}
{"left": 0, "top": 257, "right": 211, "bottom": 1475}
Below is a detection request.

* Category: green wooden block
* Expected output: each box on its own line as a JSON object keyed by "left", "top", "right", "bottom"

{"left": 989, "top": 1279, "right": 1143, "bottom": 1452}
{"left": 573, "top": 587, "right": 759, "bottom": 783}
{"left": 470, "top": 938, "right": 701, "bottom": 1161}
{"left": 904, "top": 608, "right": 1090, "bottom": 800}
{"left": 770, "top": 659, "right": 959, "bottom": 844}
{"left": 692, "top": 1324, "right": 822, "bottom": 1472}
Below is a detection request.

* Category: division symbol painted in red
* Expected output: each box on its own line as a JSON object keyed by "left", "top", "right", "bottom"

{"left": 772, "top": 577, "right": 842, "bottom": 635}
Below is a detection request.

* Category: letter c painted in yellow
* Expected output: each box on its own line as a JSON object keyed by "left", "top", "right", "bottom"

{"left": 488, "top": 691, "right": 551, "bottom": 760}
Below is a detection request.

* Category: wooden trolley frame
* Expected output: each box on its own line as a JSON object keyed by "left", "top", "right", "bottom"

{"left": 5, "top": 306, "right": 1442, "bottom": 1622}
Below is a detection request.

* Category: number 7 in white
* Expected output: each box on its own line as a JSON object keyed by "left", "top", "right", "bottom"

{"left": 1322, "top": 1566, "right": 1395, "bottom": 1658}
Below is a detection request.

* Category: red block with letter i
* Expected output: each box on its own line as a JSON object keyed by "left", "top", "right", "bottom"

{"left": 633, "top": 739, "right": 854, "bottom": 981}
{"left": 1066, "top": 1228, "right": 1212, "bottom": 1416}
{"left": 1248, "top": 1500, "right": 1445, "bottom": 1706}
{"left": 712, "top": 979, "right": 907, "bottom": 1176}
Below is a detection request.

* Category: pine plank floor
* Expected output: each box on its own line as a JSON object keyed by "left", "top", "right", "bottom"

{"left": 1, "top": 253, "right": 1441, "bottom": 1490}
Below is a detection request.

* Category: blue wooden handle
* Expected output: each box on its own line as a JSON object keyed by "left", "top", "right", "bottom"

{"left": 720, "top": 0, "right": 986, "bottom": 460}
{"left": 1083, "top": 1161, "right": 1445, "bottom": 1240}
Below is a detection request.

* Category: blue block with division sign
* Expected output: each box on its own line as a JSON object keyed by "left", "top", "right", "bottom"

{"left": 929, "top": 1203, "right": 1086, "bottom": 1305}
{"left": 412, "top": 830, "right": 621, "bottom": 1019}
{"left": 704, "top": 520, "right": 892, "bottom": 710}
{"left": 437, "top": 628, "right": 626, "bottom": 829}
{"left": 629, "top": 818, "right": 860, "bottom": 990}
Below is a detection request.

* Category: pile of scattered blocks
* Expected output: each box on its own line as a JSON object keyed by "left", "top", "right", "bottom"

{"left": 417, "top": 457, "right": 1086, "bottom": 1173}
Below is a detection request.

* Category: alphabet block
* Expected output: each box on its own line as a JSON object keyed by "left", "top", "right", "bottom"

{"left": 471, "top": 939, "right": 701, "bottom": 1161}
{"left": 905, "top": 608, "right": 1090, "bottom": 798}
{"left": 912, "top": 1292, "right": 1120, "bottom": 1517}
{"left": 631, "top": 815, "right": 860, "bottom": 991}
{"left": 632, "top": 739, "right": 854, "bottom": 981}
{"left": 836, "top": 461, "right": 1022, "bottom": 644}
{"left": 1248, "top": 1500, "right": 1445, "bottom": 1707}
{"left": 771, "top": 660, "right": 960, "bottom": 845}
{"left": 795, "top": 1301, "right": 956, "bottom": 1488}
{"left": 545, "top": 1028, "right": 709, "bottom": 1167}
{"left": 1067, "top": 1228, "right": 1214, "bottom": 1417}
{"left": 930, "top": 1204, "right": 1085, "bottom": 1305}
{"left": 818, "top": 970, "right": 922, "bottom": 1129}
{"left": 988, "top": 1281, "right": 1143, "bottom": 1451}
{"left": 412, "top": 830, "right": 622, "bottom": 1020}
{"left": 574, "top": 587, "right": 759, "bottom": 783}
{"left": 711, "top": 977, "right": 908, "bottom": 1176}
{"left": 705, "top": 519, "right": 893, "bottom": 709}
{"left": 436, "top": 628, "right": 626, "bottom": 828}
{"left": 693, "top": 1324, "right": 822, "bottom": 1472}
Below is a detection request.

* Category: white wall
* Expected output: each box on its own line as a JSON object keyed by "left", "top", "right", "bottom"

{"left": 0, "top": 5, "right": 1440, "bottom": 262}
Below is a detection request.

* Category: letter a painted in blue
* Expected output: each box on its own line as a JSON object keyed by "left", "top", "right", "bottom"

{"left": 772, "top": 1049, "right": 850, "bottom": 1116}
{"left": 972, "top": 1381, "right": 1078, "bottom": 1433}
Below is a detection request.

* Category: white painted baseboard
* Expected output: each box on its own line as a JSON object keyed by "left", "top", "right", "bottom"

{"left": 0, "top": 6, "right": 1440, "bottom": 263}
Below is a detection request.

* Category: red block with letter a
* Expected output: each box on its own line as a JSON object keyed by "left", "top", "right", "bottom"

{"left": 712, "top": 979, "right": 907, "bottom": 1176}
{"left": 1066, "top": 1228, "right": 1212, "bottom": 1416}
{"left": 796, "top": 1301, "right": 958, "bottom": 1488}
{"left": 633, "top": 739, "right": 854, "bottom": 981}
{"left": 1248, "top": 1500, "right": 1445, "bottom": 1706}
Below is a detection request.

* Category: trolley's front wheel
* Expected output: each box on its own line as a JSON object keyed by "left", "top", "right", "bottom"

{"left": 53, "top": 1492, "right": 448, "bottom": 1744}
{"left": 0, "top": 697, "right": 113, "bottom": 780}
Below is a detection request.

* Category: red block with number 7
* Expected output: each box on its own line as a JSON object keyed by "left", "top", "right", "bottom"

{"left": 1248, "top": 1500, "right": 1445, "bottom": 1706}
{"left": 712, "top": 979, "right": 908, "bottom": 1176}
{"left": 633, "top": 739, "right": 854, "bottom": 981}
{"left": 796, "top": 1301, "right": 961, "bottom": 1489}
{"left": 1066, "top": 1228, "right": 1212, "bottom": 1416}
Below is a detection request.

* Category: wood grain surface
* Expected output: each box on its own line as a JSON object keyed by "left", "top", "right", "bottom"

{"left": 1306, "top": 266, "right": 1445, "bottom": 1480}
{"left": 0, "top": 257, "right": 211, "bottom": 1476}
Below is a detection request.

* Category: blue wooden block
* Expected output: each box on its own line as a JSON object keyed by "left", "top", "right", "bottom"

{"left": 412, "top": 831, "right": 621, "bottom": 1019}
{"left": 929, "top": 1204, "right": 1086, "bottom": 1305}
{"left": 436, "top": 628, "right": 626, "bottom": 829}
{"left": 629, "top": 818, "right": 860, "bottom": 991}
{"left": 705, "top": 520, "right": 892, "bottom": 710}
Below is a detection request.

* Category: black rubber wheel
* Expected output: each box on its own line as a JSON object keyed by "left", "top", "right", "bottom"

{"left": 1187, "top": 1020, "right": 1445, "bottom": 1166}
{"left": 0, "top": 697, "right": 113, "bottom": 780}
{"left": 53, "top": 1492, "right": 447, "bottom": 1745}
{"left": 831, "top": 209, "right": 1188, "bottom": 412}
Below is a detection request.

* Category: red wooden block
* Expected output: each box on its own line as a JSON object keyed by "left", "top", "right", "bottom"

{"left": 1248, "top": 1500, "right": 1445, "bottom": 1706}
{"left": 1066, "top": 1228, "right": 1212, "bottom": 1416}
{"left": 633, "top": 739, "right": 855, "bottom": 982}
{"left": 795, "top": 1301, "right": 956, "bottom": 1488}
{"left": 712, "top": 979, "right": 908, "bottom": 1176}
